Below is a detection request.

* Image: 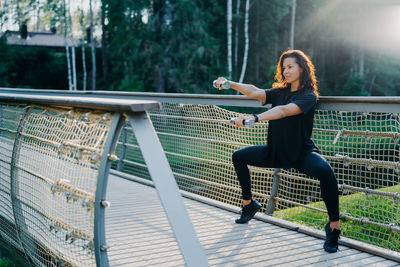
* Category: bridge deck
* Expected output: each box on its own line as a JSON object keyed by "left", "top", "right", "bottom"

{"left": 105, "top": 174, "right": 400, "bottom": 267}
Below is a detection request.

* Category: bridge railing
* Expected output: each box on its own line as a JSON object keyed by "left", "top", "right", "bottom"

{"left": 0, "top": 91, "right": 208, "bottom": 267}
{"left": 101, "top": 91, "right": 400, "bottom": 257}
{"left": 1, "top": 88, "right": 399, "bottom": 262}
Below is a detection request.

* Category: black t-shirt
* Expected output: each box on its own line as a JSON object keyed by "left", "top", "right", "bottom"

{"left": 263, "top": 87, "right": 319, "bottom": 168}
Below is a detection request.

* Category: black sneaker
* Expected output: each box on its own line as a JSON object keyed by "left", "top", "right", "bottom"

{"left": 324, "top": 222, "right": 340, "bottom": 253}
{"left": 235, "top": 200, "right": 261, "bottom": 224}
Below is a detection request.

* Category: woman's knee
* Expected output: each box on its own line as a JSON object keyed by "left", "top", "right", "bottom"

{"left": 304, "top": 154, "right": 336, "bottom": 180}
{"left": 315, "top": 163, "right": 337, "bottom": 185}
{"left": 232, "top": 150, "right": 244, "bottom": 165}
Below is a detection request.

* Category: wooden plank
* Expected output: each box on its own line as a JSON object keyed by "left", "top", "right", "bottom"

{"left": 312, "top": 251, "right": 373, "bottom": 266}
{"left": 276, "top": 248, "right": 361, "bottom": 266}
{"left": 210, "top": 236, "right": 320, "bottom": 263}
{"left": 344, "top": 256, "right": 399, "bottom": 267}
{"left": 313, "top": 251, "right": 396, "bottom": 267}
{"left": 368, "top": 260, "right": 400, "bottom": 267}
{"left": 209, "top": 240, "right": 324, "bottom": 265}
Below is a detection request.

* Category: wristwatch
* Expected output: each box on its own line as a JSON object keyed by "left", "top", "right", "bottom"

{"left": 253, "top": 114, "right": 259, "bottom": 123}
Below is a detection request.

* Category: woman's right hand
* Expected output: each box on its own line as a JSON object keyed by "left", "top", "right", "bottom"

{"left": 215, "top": 77, "right": 228, "bottom": 90}
{"left": 233, "top": 115, "right": 247, "bottom": 127}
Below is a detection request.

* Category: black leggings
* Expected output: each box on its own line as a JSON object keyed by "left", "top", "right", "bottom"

{"left": 232, "top": 145, "right": 339, "bottom": 222}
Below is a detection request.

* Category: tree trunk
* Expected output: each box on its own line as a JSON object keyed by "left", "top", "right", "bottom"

{"left": 67, "top": 0, "right": 77, "bottom": 90}
{"left": 368, "top": 53, "right": 381, "bottom": 95}
{"left": 82, "top": 42, "right": 87, "bottom": 91}
{"left": 359, "top": 45, "right": 364, "bottom": 77}
{"left": 64, "top": 0, "right": 72, "bottom": 91}
{"left": 227, "top": 0, "right": 232, "bottom": 79}
{"left": 0, "top": 1, "right": 4, "bottom": 32}
{"left": 274, "top": 37, "right": 278, "bottom": 63}
{"left": 101, "top": 1, "right": 108, "bottom": 81}
{"left": 255, "top": 0, "right": 260, "bottom": 82}
{"left": 36, "top": 0, "right": 40, "bottom": 31}
{"left": 72, "top": 46, "right": 77, "bottom": 91}
{"left": 81, "top": 0, "right": 87, "bottom": 91}
{"left": 153, "top": 0, "right": 165, "bottom": 92}
{"left": 238, "top": 0, "right": 249, "bottom": 84}
{"left": 16, "top": 0, "right": 22, "bottom": 29}
{"left": 65, "top": 45, "right": 73, "bottom": 91}
{"left": 89, "top": 0, "right": 96, "bottom": 90}
{"left": 156, "top": 66, "right": 165, "bottom": 93}
{"left": 350, "top": 42, "right": 356, "bottom": 76}
{"left": 290, "top": 0, "right": 296, "bottom": 49}
{"left": 234, "top": 0, "right": 241, "bottom": 78}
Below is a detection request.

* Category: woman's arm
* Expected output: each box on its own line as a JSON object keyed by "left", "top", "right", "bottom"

{"left": 233, "top": 103, "right": 303, "bottom": 127}
{"left": 215, "top": 77, "right": 266, "bottom": 103}
{"left": 258, "top": 103, "right": 303, "bottom": 121}
{"left": 230, "top": 82, "right": 266, "bottom": 103}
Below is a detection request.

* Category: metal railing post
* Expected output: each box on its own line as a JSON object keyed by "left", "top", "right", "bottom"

{"left": 127, "top": 111, "right": 208, "bottom": 267}
{"left": 265, "top": 168, "right": 281, "bottom": 215}
{"left": 94, "top": 112, "right": 125, "bottom": 267}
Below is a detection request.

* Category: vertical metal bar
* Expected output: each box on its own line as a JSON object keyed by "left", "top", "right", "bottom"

{"left": 116, "top": 123, "right": 127, "bottom": 172}
{"left": 94, "top": 112, "right": 125, "bottom": 267}
{"left": 265, "top": 168, "right": 281, "bottom": 215}
{"left": 72, "top": 46, "right": 78, "bottom": 91}
{"left": 9, "top": 106, "right": 34, "bottom": 267}
{"left": 0, "top": 104, "right": 3, "bottom": 129}
{"left": 127, "top": 111, "right": 208, "bottom": 267}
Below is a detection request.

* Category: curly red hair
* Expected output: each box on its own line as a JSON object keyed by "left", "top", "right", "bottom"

{"left": 272, "top": 49, "right": 319, "bottom": 99}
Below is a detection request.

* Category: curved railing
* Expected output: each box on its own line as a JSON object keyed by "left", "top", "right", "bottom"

{"left": 0, "top": 91, "right": 207, "bottom": 267}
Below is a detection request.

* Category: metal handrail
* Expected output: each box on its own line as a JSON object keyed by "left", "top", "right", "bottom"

{"left": 1, "top": 88, "right": 400, "bottom": 111}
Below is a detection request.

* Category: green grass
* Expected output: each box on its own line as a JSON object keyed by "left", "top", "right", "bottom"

{"left": 274, "top": 184, "right": 400, "bottom": 251}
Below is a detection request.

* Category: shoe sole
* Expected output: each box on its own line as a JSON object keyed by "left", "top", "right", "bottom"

{"left": 323, "top": 244, "right": 338, "bottom": 253}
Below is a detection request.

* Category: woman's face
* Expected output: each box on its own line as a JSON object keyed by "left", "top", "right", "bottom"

{"left": 282, "top": 57, "right": 302, "bottom": 84}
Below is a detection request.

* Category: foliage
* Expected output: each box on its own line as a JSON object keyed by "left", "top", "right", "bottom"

{"left": 0, "top": 257, "right": 16, "bottom": 267}
{"left": 0, "top": 0, "right": 399, "bottom": 95}
{"left": 0, "top": 38, "right": 68, "bottom": 89}
{"left": 343, "top": 74, "right": 369, "bottom": 96}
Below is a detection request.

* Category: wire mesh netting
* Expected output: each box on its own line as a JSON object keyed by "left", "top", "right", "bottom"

{"left": 0, "top": 104, "right": 114, "bottom": 266}
{"left": 115, "top": 102, "right": 400, "bottom": 252}
{"left": 117, "top": 103, "right": 274, "bottom": 209}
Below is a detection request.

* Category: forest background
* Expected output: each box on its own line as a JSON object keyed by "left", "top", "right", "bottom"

{"left": 0, "top": 0, "right": 399, "bottom": 96}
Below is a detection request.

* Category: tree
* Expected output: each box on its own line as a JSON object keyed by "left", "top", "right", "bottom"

{"left": 80, "top": 0, "right": 87, "bottom": 91}
{"left": 238, "top": 0, "right": 249, "bottom": 83}
{"left": 89, "top": 0, "right": 96, "bottom": 90}
{"left": 63, "top": 0, "right": 73, "bottom": 91}
{"left": 290, "top": 0, "right": 296, "bottom": 49}
{"left": 2, "top": 0, "right": 399, "bottom": 96}
{"left": 234, "top": 0, "right": 241, "bottom": 78}
{"left": 101, "top": 0, "right": 108, "bottom": 82}
{"left": 227, "top": 0, "right": 232, "bottom": 79}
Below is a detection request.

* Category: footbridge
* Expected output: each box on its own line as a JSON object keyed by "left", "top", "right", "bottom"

{"left": 0, "top": 88, "right": 399, "bottom": 266}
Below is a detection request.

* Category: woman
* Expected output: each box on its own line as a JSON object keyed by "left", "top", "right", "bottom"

{"left": 215, "top": 49, "right": 340, "bottom": 253}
